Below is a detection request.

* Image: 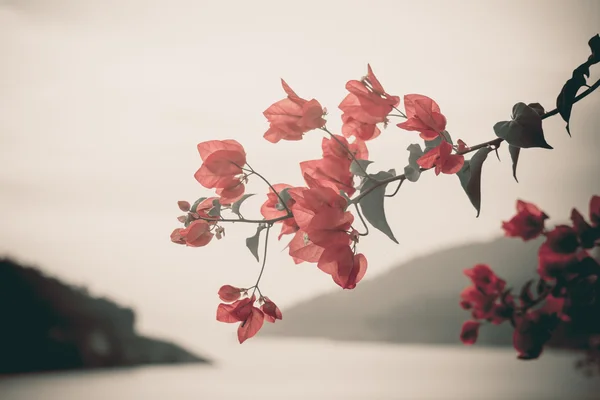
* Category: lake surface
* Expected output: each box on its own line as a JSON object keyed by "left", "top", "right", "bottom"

{"left": 1, "top": 339, "right": 599, "bottom": 400}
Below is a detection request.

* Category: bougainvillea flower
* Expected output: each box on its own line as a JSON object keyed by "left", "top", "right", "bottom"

{"left": 321, "top": 135, "right": 369, "bottom": 161}
{"left": 170, "top": 220, "right": 214, "bottom": 247}
{"left": 512, "top": 311, "right": 558, "bottom": 360}
{"left": 288, "top": 229, "right": 325, "bottom": 264}
{"left": 570, "top": 208, "right": 598, "bottom": 249}
{"left": 260, "top": 297, "right": 283, "bottom": 323}
{"left": 194, "top": 140, "right": 246, "bottom": 190}
{"left": 218, "top": 285, "right": 245, "bottom": 302}
{"left": 237, "top": 306, "right": 265, "bottom": 343}
{"left": 215, "top": 176, "right": 246, "bottom": 204}
{"left": 300, "top": 157, "right": 356, "bottom": 197}
{"left": 193, "top": 197, "right": 221, "bottom": 221}
{"left": 460, "top": 264, "right": 508, "bottom": 322}
{"left": 464, "top": 264, "right": 506, "bottom": 296}
{"left": 416, "top": 140, "right": 464, "bottom": 175}
{"left": 339, "top": 64, "right": 399, "bottom": 125}
{"left": 263, "top": 79, "right": 326, "bottom": 143}
{"left": 537, "top": 241, "right": 584, "bottom": 280}
{"left": 502, "top": 200, "right": 549, "bottom": 241}
{"left": 341, "top": 114, "right": 381, "bottom": 141}
{"left": 460, "top": 285, "right": 496, "bottom": 320}
{"left": 539, "top": 294, "right": 569, "bottom": 322}
{"left": 460, "top": 320, "right": 481, "bottom": 345}
{"left": 396, "top": 94, "right": 447, "bottom": 141}
{"left": 289, "top": 186, "right": 353, "bottom": 248}
{"left": 317, "top": 246, "right": 367, "bottom": 289}
{"left": 216, "top": 295, "right": 265, "bottom": 343}
{"left": 544, "top": 225, "right": 580, "bottom": 254}
{"left": 260, "top": 183, "right": 299, "bottom": 239}
{"left": 216, "top": 297, "right": 254, "bottom": 323}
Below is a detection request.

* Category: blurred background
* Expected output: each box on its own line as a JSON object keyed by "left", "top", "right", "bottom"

{"left": 1, "top": 0, "right": 600, "bottom": 398}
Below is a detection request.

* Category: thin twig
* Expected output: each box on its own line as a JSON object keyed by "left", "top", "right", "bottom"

{"left": 244, "top": 163, "right": 291, "bottom": 214}
{"left": 352, "top": 203, "right": 369, "bottom": 236}
{"left": 251, "top": 224, "right": 271, "bottom": 298}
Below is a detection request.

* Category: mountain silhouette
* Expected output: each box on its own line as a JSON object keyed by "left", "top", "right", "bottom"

{"left": 263, "top": 237, "right": 544, "bottom": 346}
{"left": 0, "top": 257, "right": 210, "bottom": 375}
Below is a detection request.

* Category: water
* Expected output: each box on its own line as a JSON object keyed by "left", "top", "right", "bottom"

{"left": 1, "top": 339, "right": 599, "bottom": 400}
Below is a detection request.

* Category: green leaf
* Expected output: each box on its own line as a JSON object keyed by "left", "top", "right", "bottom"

{"left": 456, "top": 147, "right": 493, "bottom": 217}
{"left": 439, "top": 130, "right": 453, "bottom": 145}
{"left": 350, "top": 160, "right": 374, "bottom": 177}
{"left": 190, "top": 197, "right": 207, "bottom": 213}
{"left": 424, "top": 136, "right": 443, "bottom": 153}
{"left": 527, "top": 102, "right": 545, "bottom": 117}
{"left": 274, "top": 187, "right": 292, "bottom": 211}
{"left": 207, "top": 199, "right": 222, "bottom": 217}
{"left": 357, "top": 170, "right": 398, "bottom": 244}
{"left": 404, "top": 144, "right": 423, "bottom": 182}
{"left": 556, "top": 64, "right": 588, "bottom": 136}
{"left": 508, "top": 145, "right": 521, "bottom": 183}
{"left": 493, "top": 102, "right": 552, "bottom": 149}
{"left": 231, "top": 194, "right": 255, "bottom": 216}
{"left": 245, "top": 225, "right": 265, "bottom": 262}
{"left": 588, "top": 33, "right": 600, "bottom": 64}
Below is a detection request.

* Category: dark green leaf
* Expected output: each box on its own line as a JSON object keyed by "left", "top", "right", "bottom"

{"left": 350, "top": 160, "right": 374, "bottom": 177}
{"left": 519, "top": 279, "right": 535, "bottom": 306}
{"left": 508, "top": 145, "right": 521, "bottom": 183}
{"left": 273, "top": 187, "right": 293, "bottom": 211}
{"left": 245, "top": 225, "right": 265, "bottom": 262}
{"left": 556, "top": 67, "right": 587, "bottom": 136}
{"left": 536, "top": 279, "right": 548, "bottom": 296}
{"left": 424, "top": 136, "right": 443, "bottom": 153}
{"left": 207, "top": 199, "right": 222, "bottom": 217}
{"left": 527, "top": 103, "right": 545, "bottom": 117}
{"left": 588, "top": 33, "right": 600, "bottom": 64}
{"left": 191, "top": 197, "right": 207, "bottom": 213}
{"left": 231, "top": 194, "right": 255, "bottom": 216}
{"left": 357, "top": 170, "right": 398, "bottom": 244}
{"left": 439, "top": 130, "right": 453, "bottom": 145}
{"left": 493, "top": 103, "right": 552, "bottom": 149}
{"left": 404, "top": 144, "right": 423, "bottom": 182}
{"left": 500, "top": 288, "right": 513, "bottom": 306}
{"left": 456, "top": 147, "right": 493, "bottom": 217}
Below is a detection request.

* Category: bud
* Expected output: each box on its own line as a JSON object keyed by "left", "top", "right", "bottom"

{"left": 178, "top": 201, "right": 191, "bottom": 212}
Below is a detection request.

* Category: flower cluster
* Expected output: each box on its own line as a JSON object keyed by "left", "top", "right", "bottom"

{"left": 216, "top": 285, "right": 282, "bottom": 343}
{"left": 167, "top": 37, "right": 600, "bottom": 356}
{"left": 169, "top": 65, "right": 472, "bottom": 343}
{"left": 460, "top": 196, "right": 600, "bottom": 360}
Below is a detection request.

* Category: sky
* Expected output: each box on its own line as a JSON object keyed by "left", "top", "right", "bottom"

{"left": 1, "top": 0, "right": 599, "bottom": 354}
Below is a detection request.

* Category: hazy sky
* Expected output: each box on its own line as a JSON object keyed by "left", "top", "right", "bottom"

{"left": 1, "top": 0, "right": 599, "bottom": 352}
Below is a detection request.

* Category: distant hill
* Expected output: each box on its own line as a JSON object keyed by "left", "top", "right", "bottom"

{"left": 0, "top": 257, "right": 210, "bottom": 375}
{"left": 263, "top": 237, "right": 545, "bottom": 346}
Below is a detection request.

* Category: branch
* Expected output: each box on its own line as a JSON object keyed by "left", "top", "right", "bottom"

{"left": 196, "top": 214, "right": 291, "bottom": 224}
{"left": 244, "top": 163, "right": 291, "bottom": 214}
{"left": 350, "top": 78, "right": 600, "bottom": 206}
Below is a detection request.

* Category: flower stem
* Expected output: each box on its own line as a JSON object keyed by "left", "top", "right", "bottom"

{"left": 251, "top": 224, "right": 271, "bottom": 298}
